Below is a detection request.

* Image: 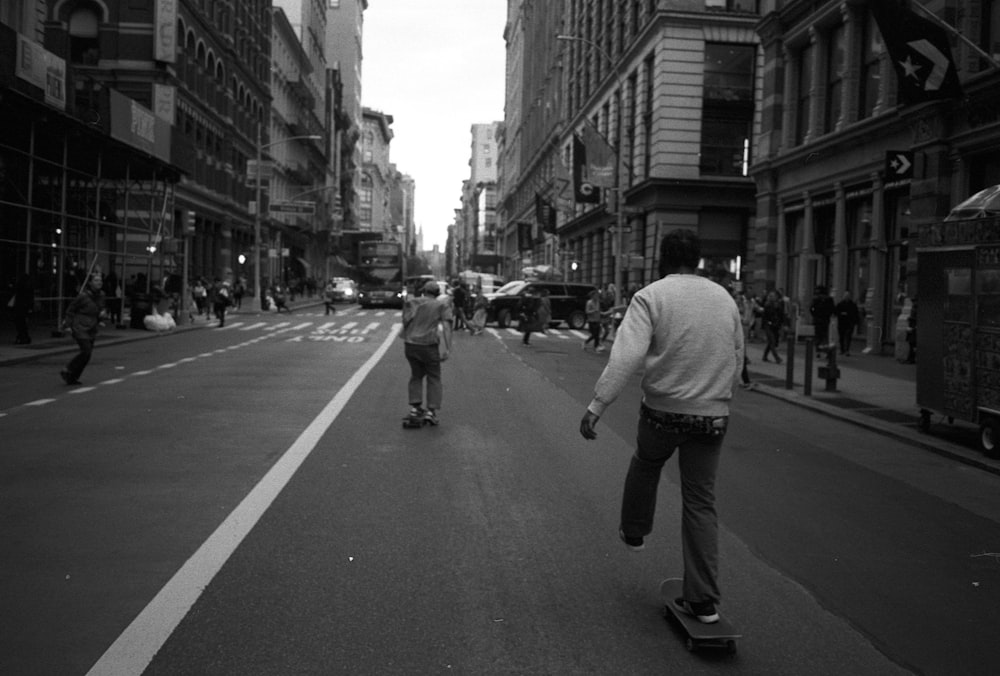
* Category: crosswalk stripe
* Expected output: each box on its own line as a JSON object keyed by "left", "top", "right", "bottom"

{"left": 239, "top": 322, "right": 267, "bottom": 331}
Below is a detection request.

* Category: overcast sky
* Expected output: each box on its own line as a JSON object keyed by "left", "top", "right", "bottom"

{"left": 361, "top": 1, "right": 508, "bottom": 251}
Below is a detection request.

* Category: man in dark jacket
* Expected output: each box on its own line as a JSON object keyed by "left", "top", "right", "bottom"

{"left": 61, "top": 272, "right": 106, "bottom": 385}
{"left": 12, "top": 274, "right": 34, "bottom": 345}
{"left": 809, "top": 285, "right": 835, "bottom": 349}
{"left": 834, "top": 291, "right": 861, "bottom": 356}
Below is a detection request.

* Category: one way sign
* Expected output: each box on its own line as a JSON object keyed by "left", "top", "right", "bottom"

{"left": 885, "top": 150, "right": 914, "bottom": 180}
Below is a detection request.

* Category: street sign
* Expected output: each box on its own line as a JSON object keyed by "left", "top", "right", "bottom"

{"left": 270, "top": 201, "right": 316, "bottom": 215}
{"left": 885, "top": 151, "right": 913, "bottom": 180}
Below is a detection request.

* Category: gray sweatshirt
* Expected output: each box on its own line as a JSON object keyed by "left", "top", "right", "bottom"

{"left": 587, "top": 274, "right": 744, "bottom": 418}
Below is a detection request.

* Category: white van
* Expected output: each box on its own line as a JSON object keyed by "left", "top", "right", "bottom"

{"left": 459, "top": 271, "right": 505, "bottom": 295}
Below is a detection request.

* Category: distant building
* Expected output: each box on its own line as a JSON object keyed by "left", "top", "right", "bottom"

{"left": 359, "top": 107, "right": 394, "bottom": 237}
{"left": 499, "top": 1, "right": 760, "bottom": 290}
{"left": 454, "top": 122, "right": 502, "bottom": 275}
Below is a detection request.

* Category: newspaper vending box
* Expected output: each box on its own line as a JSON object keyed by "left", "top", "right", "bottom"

{"left": 916, "top": 216, "right": 1000, "bottom": 457}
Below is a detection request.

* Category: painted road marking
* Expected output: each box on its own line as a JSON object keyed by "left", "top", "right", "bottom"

{"left": 238, "top": 322, "right": 267, "bottom": 332}
{"left": 85, "top": 325, "right": 403, "bottom": 676}
{"left": 24, "top": 399, "right": 56, "bottom": 406}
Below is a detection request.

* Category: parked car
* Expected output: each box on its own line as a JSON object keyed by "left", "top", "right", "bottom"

{"left": 486, "top": 280, "right": 597, "bottom": 330}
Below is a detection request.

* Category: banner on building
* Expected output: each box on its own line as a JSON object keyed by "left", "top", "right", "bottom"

{"left": 15, "top": 35, "right": 66, "bottom": 110}
{"left": 109, "top": 89, "right": 171, "bottom": 163}
{"left": 572, "top": 134, "right": 601, "bottom": 204}
{"left": 155, "top": 0, "right": 178, "bottom": 63}
{"left": 580, "top": 120, "right": 616, "bottom": 188}
{"left": 535, "top": 193, "right": 557, "bottom": 234}
{"left": 870, "top": 0, "right": 961, "bottom": 104}
{"left": 517, "top": 221, "right": 534, "bottom": 251}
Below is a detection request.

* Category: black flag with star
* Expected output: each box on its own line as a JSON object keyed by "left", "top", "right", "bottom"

{"left": 870, "top": 0, "right": 961, "bottom": 105}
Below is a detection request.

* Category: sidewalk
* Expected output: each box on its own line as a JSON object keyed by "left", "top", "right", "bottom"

{"left": 742, "top": 338, "right": 999, "bottom": 475}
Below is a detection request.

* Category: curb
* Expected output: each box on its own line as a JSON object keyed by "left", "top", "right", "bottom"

{"left": 748, "top": 381, "right": 1000, "bottom": 477}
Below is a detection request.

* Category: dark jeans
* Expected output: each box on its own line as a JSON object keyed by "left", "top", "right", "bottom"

{"left": 13, "top": 310, "right": 30, "bottom": 343}
{"left": 763, "top": 326, "right": 782, "bottom": 362}
{"left": 66, "top": 337, "right": 95, "bottom": 380}
{"left": 584, "top": 321, "right": 602, "bottom": 348}
{"left": 404, "top": 342, "right": 443, "bottom": 410}
{"left": 838, "top": 324, "right": 856, "bottom": 354}
{"left": 621, "top": 406, "right": 725, "bottom": 605}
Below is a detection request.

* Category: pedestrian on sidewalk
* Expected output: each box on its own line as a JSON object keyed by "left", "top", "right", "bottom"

{"left": 402, "top": 280, "right": 453, "bottom": 425}
{"left": 810, "top": 285, "right": 835, "bottom": 350}
{"left": 60, "top": 271, "right": 107, "bottom": 385}
{"left": 468, "top": 290, "right": 488, "bottom": 335}
{"left": 761, "top": 290, "right": 785, "bottom": 364}
{"left": 579, "top": 229, "right": 743, "bottom": 625}
{"left": 11, "top": 273, "right": 34, "bottom": 345}
{"left": 835, "top": 291, "right": 860, "bottom": 356}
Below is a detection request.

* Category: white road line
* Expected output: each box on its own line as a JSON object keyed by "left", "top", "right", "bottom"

{"left": 132, "top": 370, "right": 154, "bottom": 376}
{"left": 178, "top": 357, "right": 198, "bottom": 363}
{"left": 85, "top": 324, "right": 403, "bottom": 676}
{"left": 568, "top": 330, "right": 589, "bottom": 339}
{"left": 238, "top": 322, "right": 267, "bottom": 331}
{"left": 216, "top": 322, "right": 244, "bottom": 331}
{"left": 292, "top": 322, "right": 313, "bottom": 331}
{"left": 68, "top": 387, "right": 96, "bottom": 394}
{"left": 317, "top": 322, "right": 337, "bottom": 331}
{"left": 25, "top": 398, "right": 56, "bottom": 406}
{"left": 198, "top": 353, "right": 214, "bottom": 358}
{"left": 99, "top": 378, "right": 126, "bottom": 385}
{"left": 262, "top": 322, "right": 291, "bottom": 332}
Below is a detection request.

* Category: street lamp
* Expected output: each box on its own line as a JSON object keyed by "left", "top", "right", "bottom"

{"left": 253, "top": 128, "right": 322, "bottom": 309}
{"left": 556, "top": 34, "right": 627, "bottom": 307}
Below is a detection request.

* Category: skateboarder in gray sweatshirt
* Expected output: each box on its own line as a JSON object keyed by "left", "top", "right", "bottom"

{"left": 579, "top": 229, "right": 743, "bottom": 624}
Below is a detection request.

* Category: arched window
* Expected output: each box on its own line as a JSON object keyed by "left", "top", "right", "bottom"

{"left": 69, "top": 4, "right": 100, "bottom": 64}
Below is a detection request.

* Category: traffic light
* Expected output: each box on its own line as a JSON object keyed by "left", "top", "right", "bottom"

{"left": 185, "top": 209, "right": 196, "bottom": 234}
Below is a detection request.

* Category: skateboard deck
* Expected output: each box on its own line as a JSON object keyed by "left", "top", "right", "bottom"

{"left": 402, "top": 414, "right": 424, "bottom": 429}
{"left": 660, "top": 578, "right": 740, "bottom": 654}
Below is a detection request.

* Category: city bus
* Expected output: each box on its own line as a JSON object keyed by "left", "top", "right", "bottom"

{"left": 356, "top": 240, "right": 404, "bottom": 308}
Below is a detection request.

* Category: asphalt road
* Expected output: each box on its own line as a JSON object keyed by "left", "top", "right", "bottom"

{"left": 1, "top": 309, "right": 998, "bottom": 675}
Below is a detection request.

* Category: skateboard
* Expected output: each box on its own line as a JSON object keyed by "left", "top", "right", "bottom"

{"left": 660, "top": 578, "right": 740, "bottom": 654}
{"left": 402, "top": 410, "right": 425, "bottom": 429}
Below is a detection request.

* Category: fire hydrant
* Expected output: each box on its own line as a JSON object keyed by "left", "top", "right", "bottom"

{"left": 817, "top": 345, "right": 840, "bottom": 391}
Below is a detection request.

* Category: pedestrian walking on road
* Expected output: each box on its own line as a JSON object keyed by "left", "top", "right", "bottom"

{"left": 835, "top": 291, "right": 860, "bottom": 356}
{"left": 402, "top": 280, "right": 453, "bottom": 425}
{"left": 518, "top": 288, "right": 541, "bottom": 345}
{"left": 61, "top": 272, "right": 107, "bottom": 385}
{"left": 469, "top": 291, "right": 488, "bottom": 335}
{"left": 582, "top": 289, "right": 604, "bottom": 352}
{"left": 579, "top": 229, "right": 744, "bottom": 625}
{"left": 537, "top": 288, "right": 552, "bottom": 335}
{"left": 211, "top": 279, "right": 231, "bottom": 327}
{"left": 452, "top": 282, "right": 469, "bottom": 330}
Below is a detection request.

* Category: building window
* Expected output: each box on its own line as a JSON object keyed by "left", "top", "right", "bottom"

{"left": 857, "top": 12, "right": 883, "bottom": 120}
{"left": 69, "top": 5, "right": 101, "bottom": 64}
{"left": 981, "top": 0, "right": 1000, "bottom": 71}
{"left": 795, "top": 43, "right": 814, "bottom": 146}
{"left": 701, "top": 43, "right": 755, "bottom": 176}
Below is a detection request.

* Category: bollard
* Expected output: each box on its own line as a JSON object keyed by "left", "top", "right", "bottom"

{"left": 803, "top": 338, "right": 814, "bottom": 396}
{"left": 818, "top": 345, "right": 840, "bottom": 391}
{"left": 785, "top": 334, "right": 795, "bottom": 390}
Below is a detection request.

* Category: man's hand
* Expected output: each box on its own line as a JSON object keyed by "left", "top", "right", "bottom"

{"left": 579, "top": 410, "right": 600, "bottom": 440}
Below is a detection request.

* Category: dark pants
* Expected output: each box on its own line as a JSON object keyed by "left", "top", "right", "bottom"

{"left": 66, "top": 337, "right": 95, "bottom": 380}
{"left": 621, "top": 408, "right": 725, "bottom": 605}
{"left": 763, "top": 326, "right": 782, "bottom": 362}
{"left": 13, "top": 310, "right": 30, "bottom": 344}
{"left": 404, "top": 342, "right": 443, "bottom": 410}
{"left": 584, "top": 321, "right": 602, "bottom": 349}
{"left": 838, "top": 323, "right": 856, "bottom": 355}
{"left": 213, "top": 302, "right": 227, "bottom": 326}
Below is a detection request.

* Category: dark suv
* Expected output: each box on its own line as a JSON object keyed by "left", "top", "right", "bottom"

{"left": 487, "top": 281, "right": 597, "bottom": 330}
